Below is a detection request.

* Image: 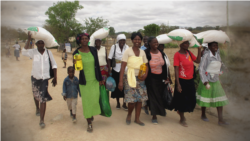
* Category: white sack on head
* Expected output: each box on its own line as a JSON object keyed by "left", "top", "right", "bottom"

{"left": 88, "top": 36, "right": 95, "bottom": 47}
{"left": 89, "top": 27, "right": 110, "bottom": 46}
{"left": 91, "top": 27, "right": 110, "bottom": 39}
{"left": 156, "top": 34, "right": 172, "bottom": 44}
{"left": 168, "top": 29, "right": 200, "bottom": 47}
{"left": 194, "top": 30, "right": 230, "bottom": 44}
{"left": 23, "top": 27, "right": 59, "bottom": 47}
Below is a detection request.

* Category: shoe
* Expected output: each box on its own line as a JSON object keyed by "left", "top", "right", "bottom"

{"left": 36, "top": 109, "right": 40, "bottom": 116}
{"left": 134, "top": 121, "right": 145, "bottom": 126}
{"left": 126, "top": 119, "right": 131, "bottom": 125}
{"left": 87, "top": 124, "right": 93, "bottom": 133}
{"left": 122, "top": 105, "right": 128, "bottom": 111}
{"left": 152, "top": 119, "right": 158, "bottom": 125}
{"left": 201, "top": 117, "right": 209, "bottom": 122}
{"left": 72, "top": 118, "right": 77, "bottom": 123}
{"left": 39, "top": 122, "right": 45, "bottom": 128}
{"left": 116, "top": 104, "right": 121, "bottom": 109}
{"left": 142, "top": 107, "right": 149, "bottom": 115}
{"left": 218, "top": 121, "right": 229, "bottom": 126}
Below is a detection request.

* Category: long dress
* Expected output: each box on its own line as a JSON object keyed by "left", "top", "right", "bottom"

{"left": 79, "top": 51, "right": 101, "bottom": 119}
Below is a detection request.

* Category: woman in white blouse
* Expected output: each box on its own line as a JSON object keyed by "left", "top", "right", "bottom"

{"left": 108, "top": 34, "right": 129, "bottom": 110}
{"left": 95, "top": 39, "right": 110, "bottom": 84}
{"left": 22, "top": 32, "right": 57, "bottom": 128}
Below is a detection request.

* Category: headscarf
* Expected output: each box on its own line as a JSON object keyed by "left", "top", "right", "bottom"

{"left": 76, "top": 33, "right": 90, "bottom": 45}
{"left": 116, "top": 34, "right": 126, "bottom": 43}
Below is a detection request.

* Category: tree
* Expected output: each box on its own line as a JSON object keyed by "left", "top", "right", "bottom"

{"left": 45, "top": 1, "right": 84, "bottom": 43}
{"left": 109, "top": 27, "right": 115, "bottom": 36}
{"left": 82, "top": 17, "right": 109, "bottom": 36}
{"left": 159, "top": 23, "right": 168, "bottom": 34}
{"left": 143, "top": 23, "right": 160, "bottom": 36}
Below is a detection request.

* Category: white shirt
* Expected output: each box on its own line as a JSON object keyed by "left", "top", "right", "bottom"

{"left": 13, "top": 44, "right": 20, "bottom": 50}
{"left": 22, "top": 48, "right": 57, "bottom": 80}
{"left": 108, "top": 43, "right": 129, "bottom": 72}
{"left": 97, "top": 46, "right": 107, "bottom": 66}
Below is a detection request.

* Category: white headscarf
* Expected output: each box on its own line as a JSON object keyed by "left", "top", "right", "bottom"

{"left": 116, "top": 34, "right": 126, "bottom": 43}
{"left": 35, "top": 39, "right": 45, "bottom": 44}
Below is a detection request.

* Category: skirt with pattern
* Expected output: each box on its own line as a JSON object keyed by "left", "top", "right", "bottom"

{"left": 100, "top": 65, "right": 109, "bottom": 84}
{"left": 123, "top": 75, "right": 148, "bottom": 103}
{"left": 31, "top": 76, "right": 52, "bottom": 103}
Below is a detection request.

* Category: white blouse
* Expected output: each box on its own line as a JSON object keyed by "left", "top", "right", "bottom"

{"left": 108, "top": 43, "right": 129, "bottom": 72}
{"left": 97, "top": 46, "right": 107, "bottom": 66}
{"left": 22, "top": 48, "right": 57, "bottom": 80}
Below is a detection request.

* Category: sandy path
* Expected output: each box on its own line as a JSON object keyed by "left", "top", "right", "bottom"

{"left": 1, "top": 48, "right": 248, "bottom": 141}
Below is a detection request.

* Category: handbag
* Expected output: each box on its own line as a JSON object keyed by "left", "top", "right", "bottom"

{"left": 111, "top": 45, "right": 116, "bottom": 68}
{"left": 187, "top": 50, "right": 197, "bottom": 79}
{"left": 162, "top": 57, "right": 173, "bottom": 110}
{"left": 47, "top": 50, "right": 54, "bottom": 79}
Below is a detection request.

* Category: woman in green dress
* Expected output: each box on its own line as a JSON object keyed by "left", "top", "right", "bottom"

{"left": 73, "top": 33, "right": 104, "bottom": 132}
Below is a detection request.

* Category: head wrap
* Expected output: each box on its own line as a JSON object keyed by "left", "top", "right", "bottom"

{"left": 116, "top": 34, "right": 126, "bottom": 43}
{"left": 76, "top": 33, "right": 90, "bottom": 45}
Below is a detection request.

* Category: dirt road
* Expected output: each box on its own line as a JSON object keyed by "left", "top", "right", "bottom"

{"left": 1, "top": 47, "right": 249, "bottom": 141}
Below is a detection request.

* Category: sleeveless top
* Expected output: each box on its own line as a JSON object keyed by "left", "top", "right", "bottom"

{"left": 97, "top": 46, "right": 107, "bottom": 66}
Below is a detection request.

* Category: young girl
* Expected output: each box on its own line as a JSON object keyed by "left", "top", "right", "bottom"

{"left": 196, "top": 42, "right": 229, "bottom": 125}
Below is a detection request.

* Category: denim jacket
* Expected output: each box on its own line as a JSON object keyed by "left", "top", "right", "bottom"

{"left": 62, "top": 76, "right": 80, "bottom": 98}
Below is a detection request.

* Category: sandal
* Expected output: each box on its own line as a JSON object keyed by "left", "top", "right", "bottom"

{"left": 87, "top": 124, "right": 93, "bottom": 133}
{"left": 39, "top": 122, "right": 45, "bottom": 128}
{"left": 134, "top": 121, "right": 145, "bottom": 126}
{"left": 179, "top": 121, "right": 188, "bottom": 127}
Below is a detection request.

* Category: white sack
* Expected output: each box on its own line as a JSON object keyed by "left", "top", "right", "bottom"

{"left": 23, "top": 26, "right": 59, "bottom": 47}
{"left": 194, "top": 30, "right": 230, "bottom": 44}
{"left": 156, "top": 34, "right": 172, "bottom": 44}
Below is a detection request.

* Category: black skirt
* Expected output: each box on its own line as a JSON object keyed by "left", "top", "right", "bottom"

{"left": 111, "top": 69, "right": 124, "bottom": 99}
{"left": 146, "top": 73, "right": 166, "bottom": 116}
{"left": 171, "top": 78, "right": 196, "bottom": 113}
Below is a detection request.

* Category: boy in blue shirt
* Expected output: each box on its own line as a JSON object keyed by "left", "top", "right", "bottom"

{"left": 62, "top": 66, "right": 80, "bottom": 122}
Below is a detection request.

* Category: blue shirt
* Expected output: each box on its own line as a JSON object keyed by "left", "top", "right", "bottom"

{"left": 140, "top": 45, "right": 147, "bottom": 50}
{"left": 62, "top": 76, "right": 80, "bottom": 98}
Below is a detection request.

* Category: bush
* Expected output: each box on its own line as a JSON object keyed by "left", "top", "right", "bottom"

{"left": 165, "top": 43, "right": 178, "bottom": 48}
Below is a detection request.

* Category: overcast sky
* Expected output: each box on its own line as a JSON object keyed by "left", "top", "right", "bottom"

{"left": 1, "top": 1, "right": 250, "bottom": 33}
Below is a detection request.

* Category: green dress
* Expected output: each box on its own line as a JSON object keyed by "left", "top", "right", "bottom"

{"left": 79, "top": 51, "right": 101, "bottom": 119}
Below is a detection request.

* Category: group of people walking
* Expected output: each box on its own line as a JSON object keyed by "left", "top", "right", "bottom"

{"left": 22, "top": 30, "right": 229, "bottom": 133}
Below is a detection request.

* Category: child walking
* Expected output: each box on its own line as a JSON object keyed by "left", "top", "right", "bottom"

{"left": 62, "top": 49, "right": 67, "bottom": 68}
{"left": 196, "top": 42, "right": 229, "bottom": 125}
{"left": 62, "top": 66, "right": 80, "bottom": 122}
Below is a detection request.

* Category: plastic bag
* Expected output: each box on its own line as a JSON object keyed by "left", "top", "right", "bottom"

{"left": 99, "top": 85, "right": 112, "bottom": 117}
{"left": 162, "top": 83, "right": 173, "bottom": 110}
{"left": 23, "top": 27, "right": 59, "bottom": 47}
{"left": 156, "top": 34, "right": 172, "bottom": 44}
{"left": 194, "top": 30, "right": 230, "bottom": 44}
{"left": 106, "top": 75, "right": 116, "bottom": 92}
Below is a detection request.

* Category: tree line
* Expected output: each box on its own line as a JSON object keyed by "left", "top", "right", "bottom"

{"left": 0, "top": 0, "right": 232, "bottom": 45}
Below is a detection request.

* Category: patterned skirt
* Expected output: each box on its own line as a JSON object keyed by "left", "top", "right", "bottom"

{"left": 14, "top": 50, "right": 19, "bottom": 57}
{"left": 100, "top": 65, "right": 109, "bottom": 84}
{"left": 31, "top": 76, "right": 52, "bottom": 103}
{"left": 123, "top": 75, "right": 148, "bottom": 103}
{"left": 196, "top": 80, "right": 228, "bottom": 107}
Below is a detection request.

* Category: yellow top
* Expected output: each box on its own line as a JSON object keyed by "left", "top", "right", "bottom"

{"left": 127, "top": 56, "right": 143, "bottom": 88}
